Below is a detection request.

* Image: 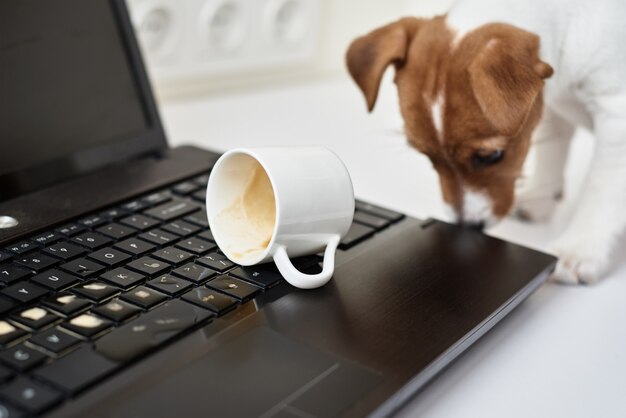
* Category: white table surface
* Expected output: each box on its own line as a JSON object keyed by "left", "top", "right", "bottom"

{"left": 159, "top": 75, "right": 626, "bottom": 418}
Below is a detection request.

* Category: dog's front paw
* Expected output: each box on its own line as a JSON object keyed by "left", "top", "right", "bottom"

{"left": 513, "top": 183, "right": 562, "bottom": 222}
{"left": 549, "top": 240, "right": 609, "bottom": 285}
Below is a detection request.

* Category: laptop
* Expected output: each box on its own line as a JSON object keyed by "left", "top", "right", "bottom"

{"left": 0, "top": 1, "right": 556, "bottom": 417}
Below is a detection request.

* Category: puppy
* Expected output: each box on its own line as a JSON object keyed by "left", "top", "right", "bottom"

{"left": 346, "top": 0, "right": 626, "bottom": 284}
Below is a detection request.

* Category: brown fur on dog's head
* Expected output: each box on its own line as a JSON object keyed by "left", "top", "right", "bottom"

{"left": 346, "top": 17, "right": 552, "bottom": 227}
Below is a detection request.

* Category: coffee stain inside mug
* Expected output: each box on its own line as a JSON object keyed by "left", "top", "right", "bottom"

{"left": 214, "top": 164, "right": 276, "bottom": 263}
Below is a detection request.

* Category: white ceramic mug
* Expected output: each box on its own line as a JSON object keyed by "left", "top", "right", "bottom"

{"left": 206, "top": 147, "right": 354, "bottom": 289}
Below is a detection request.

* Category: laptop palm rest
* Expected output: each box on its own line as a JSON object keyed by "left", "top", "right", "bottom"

{"left": 107, "top": 327, "right": 381, "bottom": 418}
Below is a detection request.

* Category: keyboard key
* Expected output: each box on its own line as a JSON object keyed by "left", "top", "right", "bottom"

{"left": 10, "top": 307, "right": 60, "bottom": 331}
{"left": 0, "top": 298, "right": 16, "bottom": 316}
{"left": 191, "top": 189, "right": 206, "bottom": 202}
{"left": 171, "top": 263, "right": 216, "bottom": 284}
{"left": 42, "top": 293, "right": 91, "bottom": 317}
{"left": 162, "top": 220, "right": 200, "bottom": 237}
{"left": 120, "top": 199, "right": 149, "bottom": 213}
{"left": 55, "top": 223, "right": 85, "bottom": 237}
{"left": 147, "top": 275, "right": 193, "bottom": 296}
{"left": 355, "top": 200, "right": 405, "bottom": 222}
{"left": 120, "top": 214, "right": 160, "bottom": 231}
{"left": 14, "top": 253, "right": 58, "bottom": 272}
{"left": 206, "top": 276, "right": 261, "bottom": 301}
{"left": 92, "top": 299, "right": 141, "bottom": 323}
{"left": 184, "top": 211, "right": 209, "bottom": 228}
{"left": 31, "top": 231, "right": 62, "bottom": 246}
{"left": 182, "top": 287, "right": 237, "bottom": 316}
{"left": 175, "top": 237, "right": 215, "bottom": 255}
{"left": 33, "top": 346, "right": 119, "bottom": 394}
{"left": 59, "top": 258, "right": 105, "bottom": 279}
{"left": 99, "top": 208, "right": 129, "bottom": 220}
{"left": 72, "top": 232, "right": 113, "bottom": 250}
{"left": 196, "top": 252, "right": 234, "bottom": 272}
{"left": 353, "top": 211, "right": 392, "bottom": 230}
{"left": 87, "top": 247, "right": 131, "bottom": 267}
{"left": 172, "top": 181, "right": 199, "bottom": 195}
{"left": 96, "top": 223, "right": 136, "bottom": 240}
{"left": 5, "top": 241, "right": 38, "bottom": 255}
{"left": 0, "top": 265, "right": 30, "bottom": 285}
{"left": 0, "top": 321, "right": 28, "bottom": 347}
{"left": 290, "top": 254, "right": 325, "bottom": 271}
{"left": 192, "top": 173, "right": 210, "bottom": 186}
{"left": 229, "top": 266, "right": 283, "bottom": 289}
{"left": 127, "top": 257, "right": 171, "bottom": 277}
{"left": 120, "top": 286, "right": 167, "bottom": 310}
{"left": 152, "top": 247, "right": 193, "bottom": 266}
{"left": 43, "top": 241, "right": 87, "bottom": 261}
{"left": 0, "top": 402, "right": 22, "bottom": 418}
{"left": 72, "top": 281, "right": 119, "bottom": 303}
{"left": 71, "top": 231, "right": 112, "bottom": 251}
{"left": 138, "top": 229, "right": 178, "bottom": 246}
{"left": 0, "top": 345, "right": 47, "bottom": 371}
{"left": 113, "top": 237, "right": 156, "bottom": 256}
{"left": 100, "top": 268, "right": 145, "bottom": 290}
{"left": 0, "top": 282, "right": 47, "bottom": 304}
{"left": 32, "top": 269, "right": 79, "bottom": 291}
{"left": 141, "top": 190, "right": 172, "bottom": 206}
{"left": 0, "top": 376, "right": 62, "bottom": 414}
{"left": 0, "top": 250, "right": 14, "bottom": 264}
{"left": 143, "top": 199, "right": 200, "bottom": 222}
{"left": 195, "top": 229, "right": 215, "bottom": 243}
{"left": 0, "top": 364, "right": 13, "bottom": 383}
{"left": 78, "top": 215, "right": 106, "bottom": 228}
{"left": 62, "top": 314, "right": 112, "bottom": 339}
{"left": 339, "top": 223, "right": 376, "bottom": 250}
{"left": 94, "top": 300, "right": 212, "bottom": 363}
{"left": 29, "top": 328, "right": 81, "bottom": 354}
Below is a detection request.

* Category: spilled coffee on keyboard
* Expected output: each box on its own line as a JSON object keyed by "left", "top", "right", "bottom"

{"left": 213, "top": 163, "right": 276, "bottom": 264}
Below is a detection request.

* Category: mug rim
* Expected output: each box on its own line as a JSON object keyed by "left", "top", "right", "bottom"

{"left": 206, "top": 148, "right": 280, "bottom": 266}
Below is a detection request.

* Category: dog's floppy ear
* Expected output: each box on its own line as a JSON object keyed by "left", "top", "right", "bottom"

{"left": 346, "top": 18, "right": 422, "bottom": 111}
{"left": 469, "top": 29, "right": 553, "bottom": 136}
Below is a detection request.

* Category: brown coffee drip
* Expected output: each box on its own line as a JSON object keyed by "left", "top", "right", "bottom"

{"left": 214, "top": 164, "right": 276, "bottom": 263}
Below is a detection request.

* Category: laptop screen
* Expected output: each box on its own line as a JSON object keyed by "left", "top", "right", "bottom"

{"left": 0, "top": 0, "right": 166, "bottom": 201}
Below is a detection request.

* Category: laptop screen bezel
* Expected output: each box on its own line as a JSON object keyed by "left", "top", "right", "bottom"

{"left": 0, "top": 0, "right": 168, "bottom": 201}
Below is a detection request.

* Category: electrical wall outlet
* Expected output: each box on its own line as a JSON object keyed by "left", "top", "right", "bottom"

{"left": 128, "top": 0, "right": 322, "bottom": 98}
{"left": 127, "top": 0, "right": 449, "bottom": 99}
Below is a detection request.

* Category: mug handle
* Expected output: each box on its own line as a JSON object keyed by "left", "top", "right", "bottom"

{"left": 272, "top": 234, "right": 341, "bottom": 289}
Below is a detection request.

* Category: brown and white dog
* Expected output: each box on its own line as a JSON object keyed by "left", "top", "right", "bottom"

{"left": 346, "top": 0, "right": 626, "bottom": 284}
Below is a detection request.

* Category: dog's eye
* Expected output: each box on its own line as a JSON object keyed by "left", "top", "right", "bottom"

{"left": 473, "top": 149, "right": 504, "bottom": 166}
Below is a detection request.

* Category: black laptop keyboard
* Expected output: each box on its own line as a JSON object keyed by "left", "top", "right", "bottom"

{"left": 0, "top": 172, "right": 404, "bottom": 416}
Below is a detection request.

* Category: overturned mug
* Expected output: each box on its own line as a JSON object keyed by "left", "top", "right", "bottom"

{"left": 206, "top": 147, "right": 354, "bottom": 289}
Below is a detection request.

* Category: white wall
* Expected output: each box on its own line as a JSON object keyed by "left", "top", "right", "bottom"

{"left": 316, "top": 0, "right": 455, "bottom": 72}
{"left": 128, "top": 0, "right": 454, "bottom": 99}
